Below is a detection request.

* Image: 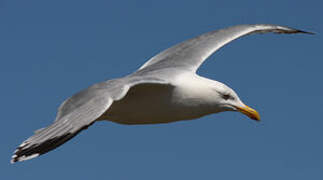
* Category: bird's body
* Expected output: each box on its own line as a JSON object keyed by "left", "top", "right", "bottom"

{"left": 101, "top": 73, "right": 223, "bottom": 124}
{"left": 11, "top": 24, "right": 312, "bottom": 163}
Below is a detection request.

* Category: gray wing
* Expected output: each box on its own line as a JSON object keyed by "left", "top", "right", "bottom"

{"left": 11, "top": 77, "right": 169, "bottom": 163}
{"left": 139, "top": 24, "right": 313, "bottom": 73}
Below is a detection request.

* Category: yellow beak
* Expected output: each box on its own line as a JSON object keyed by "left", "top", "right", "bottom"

{"left": 236, "top": 105, "right": 260, "bottom": 121}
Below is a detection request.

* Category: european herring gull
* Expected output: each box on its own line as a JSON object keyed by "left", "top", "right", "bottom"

{"left": 11, "top": 24, "right": 312, "bottom": 163}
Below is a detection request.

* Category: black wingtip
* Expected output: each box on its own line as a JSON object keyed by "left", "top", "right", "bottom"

{"left": 296, "top": 29, "right": 315, "bottom": 35}
{"left": 272, "top": 26, "right": 315, "bottom": 35}
{"left": 10, "top": 141, "right": 40, "bottom": 164}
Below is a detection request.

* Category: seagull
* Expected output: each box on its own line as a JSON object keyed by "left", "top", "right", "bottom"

{"left": 11, "top": 24, "right": 312, "bottom": 163}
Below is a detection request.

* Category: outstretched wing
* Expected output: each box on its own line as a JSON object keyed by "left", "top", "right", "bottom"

{"left": 11, "top": 77, "right": 169, "bottom": 163}
{"left": 139, "top": 24, "right": 313, "bottom": 73}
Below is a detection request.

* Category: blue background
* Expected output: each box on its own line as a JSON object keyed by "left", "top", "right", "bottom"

{"left": 1, "top": 0, "right": 322, "bottom": 179}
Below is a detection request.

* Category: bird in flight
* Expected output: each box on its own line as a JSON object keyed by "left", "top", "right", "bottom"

{"left": 11, "top": 24, "right": 313, "bottom": 163}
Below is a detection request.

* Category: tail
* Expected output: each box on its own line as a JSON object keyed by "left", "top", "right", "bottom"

{"left": 11, "top": 120, "right": 93, "bottom": 163}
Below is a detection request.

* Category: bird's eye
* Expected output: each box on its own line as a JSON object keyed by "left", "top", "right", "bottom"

{"left": 222, "top": 94, "right": 231, "bottom": 100}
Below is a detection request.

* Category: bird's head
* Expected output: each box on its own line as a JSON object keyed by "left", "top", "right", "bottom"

{"left": 211, "top": 81, "right": 260, "bottom": 121}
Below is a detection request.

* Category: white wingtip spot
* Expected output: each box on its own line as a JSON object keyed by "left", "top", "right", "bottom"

{"left": 19, "top": 141, "right": 28, "bottom": 148}
{"left": 11, "top": 153, "right": 39, "bottom": 164}
{"left": 20, "top": 153, "right": 40, "bottom": 161}
{"left": 10, "top": 155, "right": 17, "bottom": 164}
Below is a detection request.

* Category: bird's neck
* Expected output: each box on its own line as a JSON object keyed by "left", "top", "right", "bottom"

{"left": 172, "top": 73, "right": 223, "bottom": 113}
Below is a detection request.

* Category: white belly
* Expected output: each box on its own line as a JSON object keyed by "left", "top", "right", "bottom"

{"left": 99, "top": 83, "right": 215, "bottom": 125}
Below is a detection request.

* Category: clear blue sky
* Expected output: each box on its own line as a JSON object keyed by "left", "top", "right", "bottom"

{"left": 1, "top": 0, "right": 322, "bottom": 179}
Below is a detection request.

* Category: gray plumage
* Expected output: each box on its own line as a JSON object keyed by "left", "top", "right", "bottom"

{"left": 11, "top": 24, "right": 312, "bottom": 163}
{"left": 11, "top": 77, "right": 168, "bottom": 163}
